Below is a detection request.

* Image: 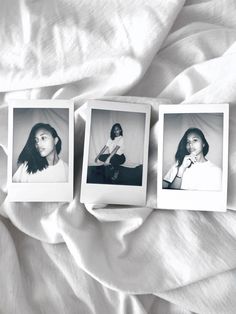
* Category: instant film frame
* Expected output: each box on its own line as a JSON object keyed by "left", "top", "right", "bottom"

{"left": 8, "top": 99, "right": 74, "bottom": 202}
{"left": 80, "top": 100, "right": 151, "bottom": 206}
{"left": 157, "top": 104, "right": 229, "bottom": 211}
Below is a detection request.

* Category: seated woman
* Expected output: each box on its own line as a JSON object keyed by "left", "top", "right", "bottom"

{"left": 13, "top": 123, "right": 68, "bottom": 183}
{"left": 163, "top": 127, "right": 222, "bottom": 191}
{"left": 95, "top": 123, "right": 126, "bottom": 181}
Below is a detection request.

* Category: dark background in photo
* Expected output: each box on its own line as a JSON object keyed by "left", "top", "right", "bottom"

{"left": 87, "top": 109, "right": 146, "bottom": 185}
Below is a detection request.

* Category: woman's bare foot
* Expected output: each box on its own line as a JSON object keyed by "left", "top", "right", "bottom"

{"left": 111, "top": 169, "right": 119, "bottom": 181}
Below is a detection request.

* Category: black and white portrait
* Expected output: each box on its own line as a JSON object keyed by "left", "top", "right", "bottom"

{"left": 8, "top": 100, "right": 74, "bottom": 202}
{"left": 162, "top": 113, "right": 223, "bottom": 191}
{"left": 87, "top": 109, "right": 145, "bottom": 186}
{"left": 80, "top": 100, "right": 150, "bottom": 206}
{"left": 12, "top": 108, "right": 69, "bottom": 183}
{"left": 157, "top": 104, "right": 229, "bottom": 212}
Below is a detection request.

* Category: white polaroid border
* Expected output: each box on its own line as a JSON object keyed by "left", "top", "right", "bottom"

{"left": 80, "top": 99, "right": 151, "bottom": 206}
{"left": 157, "top": 104, "right": 229, "bottom": 212}
{"left": 8, "top": 99, "right": 74, "bottom": 202}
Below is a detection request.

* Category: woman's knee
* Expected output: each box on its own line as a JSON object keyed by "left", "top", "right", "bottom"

{"left": 110, "top": 154, "right": 125, "bottom": 166}
{"left": 99, "top": 154, "right": 109, "bottom": 162}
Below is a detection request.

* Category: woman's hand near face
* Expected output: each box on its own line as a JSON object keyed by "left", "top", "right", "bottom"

{"left": 170, "top": 153, "right": 197, "bottom": 189}
{"left": 180, "top": 153, "right": 197, "bottom": 171}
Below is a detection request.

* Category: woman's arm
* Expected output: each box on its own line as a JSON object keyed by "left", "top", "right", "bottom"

{"left": 169, "top": 154, "right": 196, "bottom": 189}
{"left": 95, "top": 145, "right": 108, "bottom": 163}
{"left": 169, "top": 165, "right": 186, "bottom": 189}
{"left": 12, "top": 163, "right": 27, "bottom": 183}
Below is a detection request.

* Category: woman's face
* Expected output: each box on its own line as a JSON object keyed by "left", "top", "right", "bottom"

{"left": 186, "top": 132, "right": 205, "bottom": 156}
{"left": 114, "top": 125, "right": 121, "bottom": 137}
{"left": 34, "top": 128, "right": 58, "bottom": 157}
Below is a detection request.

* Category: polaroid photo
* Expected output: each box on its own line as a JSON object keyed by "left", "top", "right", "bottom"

{"left": 157, "top": 104, "right": 229, "bottom": 211}
{"left": 8, "top": 99, "right": 74, "bottom": 202}
{"left": 80, "top": 99, "right": 151, "bottom": 206}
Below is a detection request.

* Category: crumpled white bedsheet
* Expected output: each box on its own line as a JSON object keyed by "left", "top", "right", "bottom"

{"left": 1, "top": 0, "right": 236, "bottom": 313}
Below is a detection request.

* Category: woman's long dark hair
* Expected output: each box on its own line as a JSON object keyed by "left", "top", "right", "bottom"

{"left": 17, "top": 123, "right": 62, "bottom": 174}
{"left": 110, "top": 123, "right": 123, "bottom": 140}
{"left": 175, "top": 127, "right": 209, "bottom": 167}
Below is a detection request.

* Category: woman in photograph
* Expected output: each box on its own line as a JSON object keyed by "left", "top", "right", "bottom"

{"left": 13, "top": 123, "right": 68, "bottom": 183}
{"left": 95, "top": 123, "right": 126, "bottom": 181}
{"left": 163, "top": 127, "right": 222, "bottom": 191}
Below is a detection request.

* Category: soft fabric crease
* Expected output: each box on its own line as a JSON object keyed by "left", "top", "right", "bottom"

{"left": 1, "top": 0, "right": 236, "bottom": 313}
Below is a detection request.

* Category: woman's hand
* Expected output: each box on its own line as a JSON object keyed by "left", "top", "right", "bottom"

{"left": 176, "top": 153, "right": 197, "bottom": 178}
{"left": 181, "top": 153, "right": 197, "bottom": 169}
{"left": 104, "top": 159, "right": 111, "bottom": 166}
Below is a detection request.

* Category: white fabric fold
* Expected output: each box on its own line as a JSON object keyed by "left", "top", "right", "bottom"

{"left": 0, "top": 0, "right": 184, "bottom": 93}
{"left": 1, "top": 0, "right": 236, "bottom": 313}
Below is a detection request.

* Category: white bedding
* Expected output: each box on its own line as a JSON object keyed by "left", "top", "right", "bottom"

{"left": 1, "top": 0, "right": 236, "bottom": 313}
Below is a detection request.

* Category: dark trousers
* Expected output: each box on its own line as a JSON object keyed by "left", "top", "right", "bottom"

{"left": 99, "top": 154, "right": 126, "bottom": 169}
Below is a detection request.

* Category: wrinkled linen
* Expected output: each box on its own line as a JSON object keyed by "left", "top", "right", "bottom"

{"left": 1, "top": 0, "right": 236, "bottom": 313}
